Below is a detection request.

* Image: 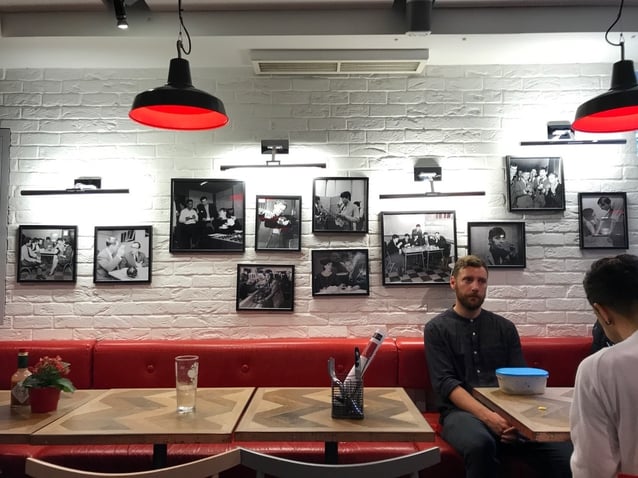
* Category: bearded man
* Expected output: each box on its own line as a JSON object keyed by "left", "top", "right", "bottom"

{"left": 424, "top": 255, "right": 572, "bottom": 478}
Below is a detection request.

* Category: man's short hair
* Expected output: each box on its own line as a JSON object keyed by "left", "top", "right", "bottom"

{"left": 340, "top": 191, "right": 351, "bottom": 200}
{"left": 583, "top": 254, "right": 638, "bottom": 317}
{"left": 488, "top": 227, "right": 506, "bottom": 242}
{"left": 131, "top": 241, "right": 141, "bottom": 249}
{"left": 582, "top": 208, "right": 595, "bottom": 220}
{"left": 597, "top": 197, "right": 611, "bottom": 208}
{"left": 452, "top": 255, "right": 488, "bottom": 279}
{"left": 200, "top": 196, "right": 208, "bottom": 202}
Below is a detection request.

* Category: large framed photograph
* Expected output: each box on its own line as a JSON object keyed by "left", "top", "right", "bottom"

{"left": 255, "top": 195, "right": 301, "bottom": 251}
{"left": 170, "top": 178, "right": 245, "bottom": 252}
{"left": 506, "top": 156, "right": 565, "bottom": 211}
{"left": 93, "top": 226, "right": 153, "bottom": 283}
{"left": 467, "top": 221, "right": 526, "bottom": 268}
{"left": 311, "top": 249, "right": 370, "bottom": 296}
{"left": 236, "top": 264, "right": 294, "bottom": 311}
{"left": 17, "top": 225, "right": 77, "bottom": 283}
{"left": 380, "top": 211, "right": 457, "bottom": 286}
{"left": 578, "top": 192, "right": 628, "bottom": 249}
{"left": 313, "top": 177, "right": 368, "bottom": 233}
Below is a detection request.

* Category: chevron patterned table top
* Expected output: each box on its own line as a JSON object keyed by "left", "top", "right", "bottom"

{"left": 0, "top": 390, "right": 102, "bottom": 444}
{"left": 235, "top": 387, "right": 435, "bottom": 443}
{"left": 31, "top": 387, "right": 255, "bottom": 445}
{"left": 472, "top": 387, "right": 573, "bottom": 442}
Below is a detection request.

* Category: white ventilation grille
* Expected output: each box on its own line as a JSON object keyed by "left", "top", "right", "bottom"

{"left": 250, "top": 49, "right": 429, "bottom": 75}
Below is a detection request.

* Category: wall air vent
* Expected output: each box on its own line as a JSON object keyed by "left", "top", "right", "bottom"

{"left": 250, "top": 49, "right": 429, "bottom": 75}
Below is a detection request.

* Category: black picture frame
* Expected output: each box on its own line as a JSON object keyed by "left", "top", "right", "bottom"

{"left": 255, "top": 195, "right": 302, "bottom": 251}
{"left": 467, "top": 221, "right": 526, "bottom": 268}
{"left": 236, "top": 264, "right": 295, "bottom": 311}
{"left": 312, "top": 177, "right": 368, "bottom": 233}
{"left": 17, "top": 225, "right": 77, "bottom": 283}
{"left": 506, "top": 156, "right": 565, "bottom": 211}
{"left": 170, "top": 178, "right": 245, "bottom": 252}
{"left": 93, "top": 226, "right": 153, "bottom": 283}
{"left": 311, "top": 249, "right": 370, "bottom": 296}
{"left": 380, "top": 211, "right": 457, "bottom": 286}
{"left": 578, "top": 192, "right": 629, "bottom": 249}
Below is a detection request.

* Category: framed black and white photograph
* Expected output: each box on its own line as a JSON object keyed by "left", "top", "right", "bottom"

{"left": 17, "top": 225, "right": 77, "bottom": 283}
{"left": 380, "top": 211, "right": 457, "bottom": 286}
{"left": 236, "top": 264, "right": 295, "bottom": 311}
{"left": 578, "top": 192, "right": 628, "bottom": 249}
{"left": 467, "top": 222, "right": 526, "bottom": 268}
{"left": 506, "top": 156, "right": 565, "bottom": 212}
{"left": 313, "top": 177, "right": 368, "bottom": 233}
{"left": 170, "top": 178, "right": 245, "bottom": 252}
{"left": 255, "top": 195, "right": 301, "bottom": 251}
{"left": 311, "top": 249, "right": 370, "bottom": 296}
{"left": 93, "top": 226, "right": 153, "bottom": 283}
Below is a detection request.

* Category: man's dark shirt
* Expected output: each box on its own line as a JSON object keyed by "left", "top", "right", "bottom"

{"left": 424, "top": 307, "right": 526, "bottom": 418}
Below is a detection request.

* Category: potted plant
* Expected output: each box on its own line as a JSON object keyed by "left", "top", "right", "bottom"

{"left": 23, "top": 355, "right": 76, "bottom": 413}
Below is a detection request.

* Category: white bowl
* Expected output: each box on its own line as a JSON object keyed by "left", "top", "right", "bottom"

{"left": 495, "top": 367, "right": 548, "bottom": 395}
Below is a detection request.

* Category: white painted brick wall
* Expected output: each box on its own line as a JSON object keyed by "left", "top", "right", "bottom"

{"left": 1, "top": 63, "right": 636, "bottom": 340}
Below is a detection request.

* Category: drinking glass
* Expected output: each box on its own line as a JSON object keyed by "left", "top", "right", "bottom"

{"left": 175, "top": 355, "right": 199, "bottom": 413}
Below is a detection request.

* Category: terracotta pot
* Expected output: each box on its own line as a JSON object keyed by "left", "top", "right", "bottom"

{"left": 29, "top": 387, "right": 61, "bottom": 413}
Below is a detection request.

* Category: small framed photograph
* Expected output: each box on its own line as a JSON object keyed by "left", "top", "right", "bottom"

{"left": 236, "top": 264, "right": 295, "bottom": 311}
{"left": 506, "top": 156, "right": 565, "bottom": 211}
{"left": 93, "top": 226, "right": 153, "bottom": 283}
{"left": 255, "top": 195, "right": 301, "bottom": 251}
{"left": 467, "top": 222, "right": 526, "bottom": 268}
{"left": 17, "top": 226, "right": 77, "bottom": 283}
{"left": 170, "top": 178, "right": 245, "bottom": 252}
{"left": 578, "top": 192, "right": 628, "bottom": 249}
{"left": 313, "top": 177, "right": 368, "bottom": 233}
{"left": 311, "top": 249, "right": 370, "bottom": 296}
{"left": 380, "top": 211, "right": 457, "bottom": 286}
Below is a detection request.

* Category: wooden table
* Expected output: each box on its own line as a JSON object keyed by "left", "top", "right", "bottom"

{"left": 32, "top": 387, "right": 255, "bottom": 467}
{"left": 0, "top": 390, "right": 102, "bottom": 444}
{"left": 234, "top": 387, "right": 435, "bottom": 464}
{"left": 472, "top": 387, "right": 573, "bottom": 442}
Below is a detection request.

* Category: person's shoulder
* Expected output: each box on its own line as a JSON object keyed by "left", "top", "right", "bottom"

{"left": 425, "top": 308, "right": 454, "bottom": 328}
{"left": 481, "top": 309, "right": 516, "bottom": 326}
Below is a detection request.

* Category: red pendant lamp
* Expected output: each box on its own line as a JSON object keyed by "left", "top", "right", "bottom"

{"left": 129, "top": 0, "right": 228, "bottom": 131}
{"left": 573, "top": 0, "right": 638, "bottom": 133}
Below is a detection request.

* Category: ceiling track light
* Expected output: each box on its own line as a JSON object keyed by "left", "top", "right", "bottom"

{"left": 573, "top": 0, "right": 638, "bottom": 133}
{"left": 113, "top": 0, "right": 128, "bottom": 30}
{"left": 129, "top": 0, "right": 229, "bottom": 131}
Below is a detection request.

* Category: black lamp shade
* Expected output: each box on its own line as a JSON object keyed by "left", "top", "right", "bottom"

{"left": 573, "top": 59, "right": 638, "bottom": 133}
{"left": 129, "top": 58, "right": 229, "bottom": 131}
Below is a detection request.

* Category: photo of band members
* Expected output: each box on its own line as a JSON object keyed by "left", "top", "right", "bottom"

{"left": 506, "top": 156, "right": 565, "bottom": 211}
{"left": 170, "top": 179, "right": 245, "bottom": 252}
{"left": 255, "top": 196, "right": 301, "bottom": 251}
{"left": 311, "top": 249, "right": 369, "bottom": 296}
{"left": 467, "top": 222, "right": 526, "bottom": 268}
{"left": 17, "top": 225, "right": 77, "bottom": 283}
{"left": 236, "top": 264, "right": 294, "bottom": 311}
{"left": 313, "top": 177, "right": 368, "bottom": 233}
{"left": 381, "top": 211, "right": 457, "bottom": 285}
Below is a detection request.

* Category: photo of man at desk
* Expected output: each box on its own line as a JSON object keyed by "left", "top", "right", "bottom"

{"left": 93, "top": 227, "right": 152, "bottom": 283}
{"left": 424, "top": 255, "right": 572, "bottom": 478}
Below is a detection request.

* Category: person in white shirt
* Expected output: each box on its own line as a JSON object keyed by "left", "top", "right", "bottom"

{"left": 570, "top": 254, "right": 638, "bottom": 478}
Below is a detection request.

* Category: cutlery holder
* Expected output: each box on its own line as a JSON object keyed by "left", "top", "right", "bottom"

{"left": 331, "top": 375, "right": 364, "bottom": 419}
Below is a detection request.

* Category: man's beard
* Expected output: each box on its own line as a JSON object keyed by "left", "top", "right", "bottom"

{"left": 456, "top": 292, "right": 485, "bottom": 311}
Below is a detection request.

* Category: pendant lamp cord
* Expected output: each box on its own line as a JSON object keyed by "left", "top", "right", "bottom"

{"left": 605, "top": 0, "right": 625, "bottom": 59}
{"left": 175, "top": 0, "right": 192, "bottom": 59}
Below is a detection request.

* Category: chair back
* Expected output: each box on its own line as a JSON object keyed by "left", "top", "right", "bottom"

{"left": 25, "top": 449, "right": 241, "bottom": 478}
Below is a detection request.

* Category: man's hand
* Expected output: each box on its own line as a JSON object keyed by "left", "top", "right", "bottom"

{"left": 483, "top": 410, "right": 515, "bottom": 438}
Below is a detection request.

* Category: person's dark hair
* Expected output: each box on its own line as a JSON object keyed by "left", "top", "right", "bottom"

{"left": 391, "top": 234, "right": 399, "bottom": 239}
{"left": 582, "top": 208, "right": 594, "bottom": 220}
{"left": 597, "top": 197, "right": 611, "bottom": 208}
{"left": 319, "top": 258, "right": 331, "bottom": 266}
{"left": 132, "top": 241, "right": 141, "bottom": 248}
{"left": 340, "top": 191, "right": 351, "bottom": 200}
{"left": 488, "top": 227, "right": 506, "bottom": 242}
{"left": 200, "top": 196, "right": 208, "bottom": 202}
{"left": 583, "top": 254, "right": 638, "bottom": 317}
{"left": 186, "top": 199, "right": 193, "bottom": 205}
{"left": 452, "top": 255, "right": 488, "bottom": 279}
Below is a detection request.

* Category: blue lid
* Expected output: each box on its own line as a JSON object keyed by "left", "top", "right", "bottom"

{"left": 495, "top": 367, "right": 548, "bottom": 377}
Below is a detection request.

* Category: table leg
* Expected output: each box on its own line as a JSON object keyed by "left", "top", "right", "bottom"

{"left": 153, "top": 443, "right": 167, "bottom": 468}
{"left": 325, "top": 441, "right": 338, "bottom": 464}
